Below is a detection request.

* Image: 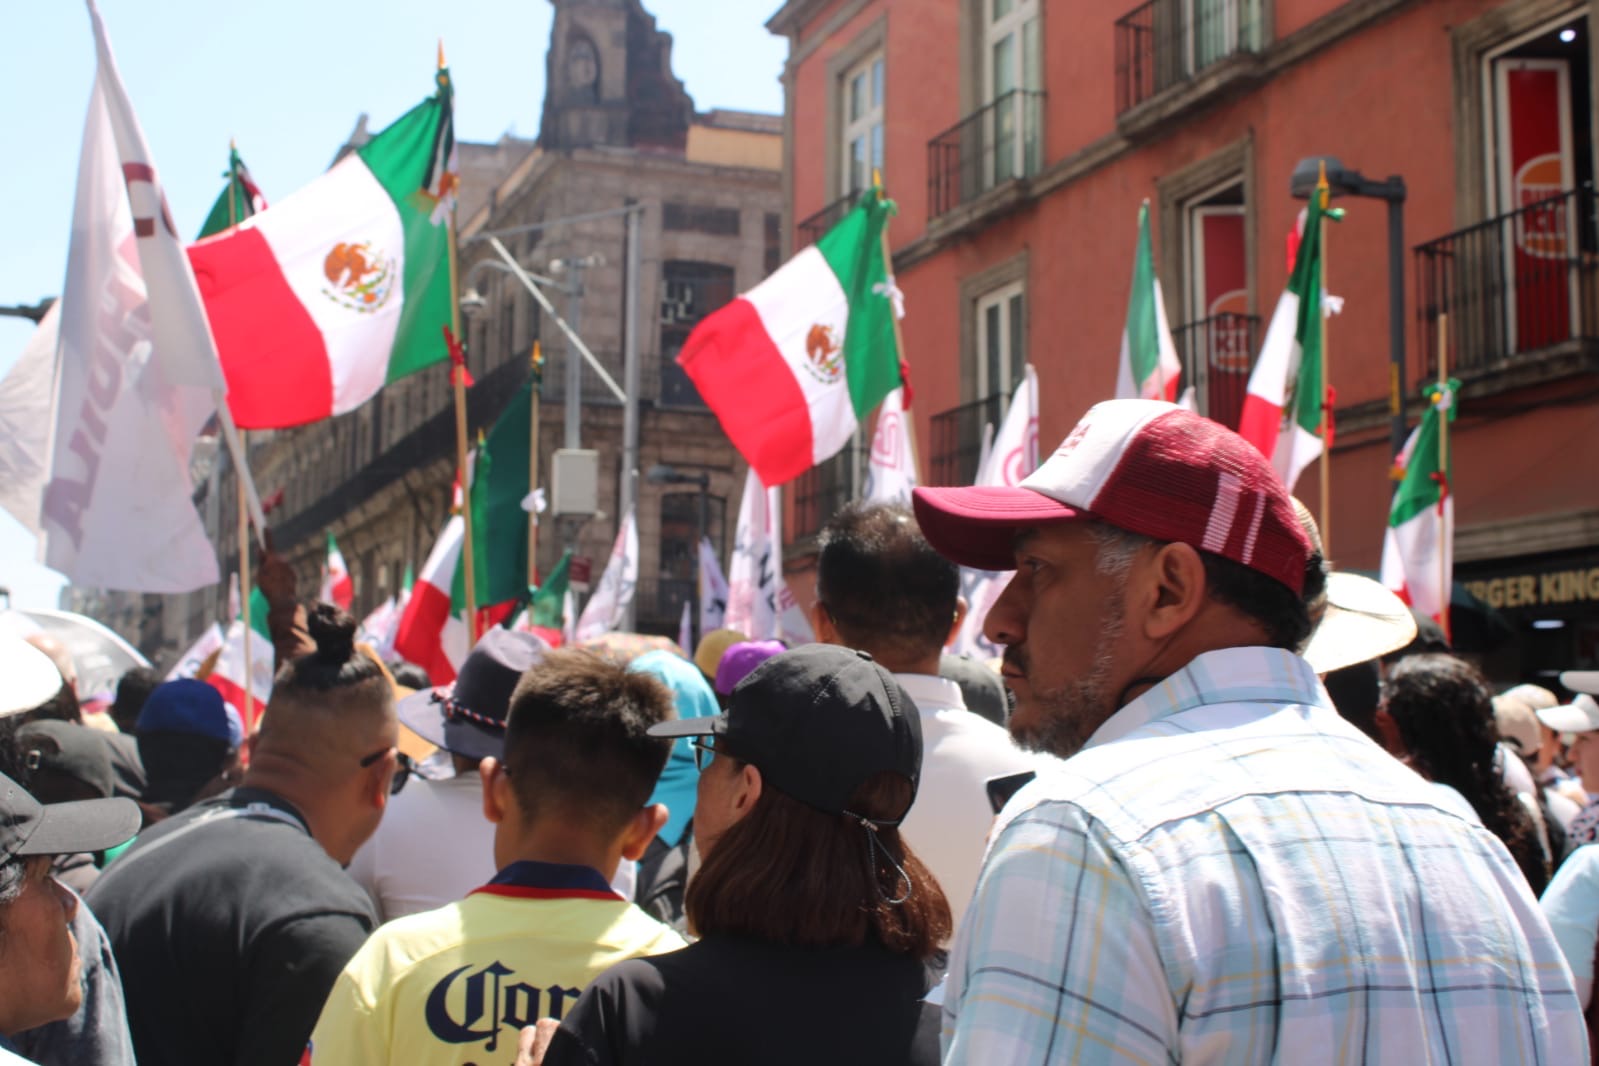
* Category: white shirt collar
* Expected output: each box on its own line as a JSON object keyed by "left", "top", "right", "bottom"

{"left": 892, "top": 673, "right": 967, "bottom": 714}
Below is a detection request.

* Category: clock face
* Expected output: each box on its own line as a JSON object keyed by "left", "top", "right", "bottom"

{"left": 568, "top": 39, "right": 598, "bottom": 89}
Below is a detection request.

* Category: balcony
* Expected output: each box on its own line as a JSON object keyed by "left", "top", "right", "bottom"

{"left": 1115, "top": 0, "right": 1263, "bottom": 119}
{"left": 1172, "top": 312, "right": 1260, "bottom": 430}
{"left": 632, "top": 576, "right": 696, "bottom": 639}
{"left": 929, "top": 393, "right": 1005, "bottom": 487}
{"left": 791, "top": 453, "right": 852, "bottom": 543}
{"left": 1415, "top": 185, "right": 1599, "bottom": 391}
{"left": 927, "top": 90, "right": 1045, "bottom": 222}
{"left": 796, "top": 194, "right": 854, "bottom": 248}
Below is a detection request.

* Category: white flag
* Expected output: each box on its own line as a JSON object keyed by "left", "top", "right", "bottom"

{"left": 0, "top": 307, "right": 60, "bottom": 539}
{"left": 576, "top": 508, "right": 639, "bottom": 642}
{"left": 726, "top": 469, "right": 789, "bottom": 641}
{"left": 698, "top": 536, "right": 730, "bottom": 637}
{"left": 678, "top": 600, "right": 693, "bottom": 655}
{"left": 864, "top": 387, "right": 917, "bottom": 506}
{"left": 39, "top": 7, "right": 227, "bottom": 592}
{"left": 358, "top": 588, "right": 409, "bottom": 663}
{"left": 166, "top": 622, "right": 224, "bottom": 680}
{"left": 951, "top": 365, "right": 1039, "bottom": 659}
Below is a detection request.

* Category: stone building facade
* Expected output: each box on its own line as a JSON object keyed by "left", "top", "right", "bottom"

{"left": 131, "top": 0, "right": 782, "bottom": 667}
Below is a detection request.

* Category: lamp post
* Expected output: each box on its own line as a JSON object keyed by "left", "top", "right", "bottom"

{"left": 0, "top": 298, "right": 56, "bottom": 324}
{"left": 1289, "top": 156, "right": 1408, "bottom": 460}
{"left": 647, "top": 463, "right": 710, "bottom": 648}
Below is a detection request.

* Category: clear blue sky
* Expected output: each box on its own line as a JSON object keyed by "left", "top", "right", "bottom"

{"left": 0, "top": 0, "right": 787, "bottom": 610}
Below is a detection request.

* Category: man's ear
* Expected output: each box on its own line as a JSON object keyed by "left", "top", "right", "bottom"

{"left": 730, "top": 762, "right": 763, "bottom": 819}
{"left": 620, "top": 803, "right": 670, "bottom": 861}
{"left": 481, "top": 757, "right": 510, "bottom": 824}
{"left": 366, "top": 751, "right": 396, "bottom": 812}
{"left": 1140, "top": 542, "right": 1208, "bottom": 641}
{"left": 946, "top": 597, "right": 969, "bottom": 649}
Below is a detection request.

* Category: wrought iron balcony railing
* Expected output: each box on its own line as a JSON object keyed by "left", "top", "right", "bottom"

{"left": 1172, "top": 312, "right": 1260, "bottom": 430}
{"left": 1115, "top": 0, "right": 1263, "bottom": 114}
{"left": 929, "top": 392, "right": 1006, "bottom": 487}
{"left": 797, "top": 194, "right": 855, "bottom": 247}
{"left": 1414, "top": 185, "right": 1599, "bottom": 381}
{"left": 791, "top": 452, "right": 853, "bottom": 542}
{"left": 927, "top": 90, "right": 1045, "bottom": 219}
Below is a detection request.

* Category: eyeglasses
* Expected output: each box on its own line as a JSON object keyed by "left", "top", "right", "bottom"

{"left": 692, "top": 739, "right": 728, "bottom": 772}
{"left": 359, "top": 746, "right": 413, "bottom": 796}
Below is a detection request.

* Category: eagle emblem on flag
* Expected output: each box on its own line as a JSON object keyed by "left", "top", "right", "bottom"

{"left": 321, "top": 240, "right": 396, "bottom": 313}
{"left": 803, "top": 323, "right": 844, "bottom": 384}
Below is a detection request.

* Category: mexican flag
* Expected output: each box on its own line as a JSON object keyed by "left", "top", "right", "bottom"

{"left": 1115, "top": 201, "right": 1181, "bottom": 401}
{"left": 678, "top": 193, "right": 902, "bottom": 487}
{"left": 208, "top": 587, "right": 274, "bottom": 731}
{"left": 189, "top": 67, "right": 457, "bottom": 429}
{"left": 320, "top": 532, "right": 354, "bottom": 611}
{"left": 196, "top": 145, "right": 266, "bottom": 240}
{"left": 454, "top": 379, "right": 534, "bottom": 611}
{"left": 393, "top": 515, "right": 471, "bottom": 684}
{"left": 1238, "top": 186, "right": 1332, "bottom": 492}
{"left": 1381, "top": 381, "right": 1458, "bottom": 638}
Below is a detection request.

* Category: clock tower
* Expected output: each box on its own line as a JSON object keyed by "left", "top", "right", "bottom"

{"left": 539, "top": 0, "right": 694, "bottom": 153}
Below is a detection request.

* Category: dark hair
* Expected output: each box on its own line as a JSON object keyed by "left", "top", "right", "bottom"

{"left": 686, "top": 763, "right": 951, "bottom": 959}
{"left": 503, "top": 649, "right": 674, "bottom": 835}
{"left": 1382, "top": 654, "right": 1548, "bottom": 892}
{"left": 137, "top": 733, "right": 233, "bottom": 813}
{"left": 816, "top": 503, "right": 960, "bottom": 667}
{"left": 111, "top": 667, "right": 162, "bottom": 733}
{"left": 1087, "top": 523, "right": 1326, "bottom": 650}
{"left": 258, "top": 604, "right": 391, "bottom": 747}
{"left": 26, "top": 683, "right": 80, "bottom": 725}
{"left": 1324, "top": 659, "right": 1382, "bottom": 741}
{"left": 386, "top": 660, "right": 432, "bottom": 691}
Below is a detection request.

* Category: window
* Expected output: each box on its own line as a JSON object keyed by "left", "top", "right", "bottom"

{"left": 841, "top": 51, "right": 885, "bottom": 197}
{"left": 663, "top": 203, "right": 742, "bottom": 236}
{"left": 658, "top": 491, "right": 727, "bottom": 626}
{"left": 976, "top": 280, "right": 1026, "bottom": 404}
{"left": 659, "top": 261, "right": 737, "bottom": 407}
{"left": 984, "top": 0, "right": 1041, "bottom": 184}
{"left": 1180, "top": 180, "right": 1255, "bottom": 428}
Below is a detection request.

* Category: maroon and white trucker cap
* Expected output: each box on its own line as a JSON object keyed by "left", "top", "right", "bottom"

{"left": 912, "top": 399, "right": 1313, "bottom": 595}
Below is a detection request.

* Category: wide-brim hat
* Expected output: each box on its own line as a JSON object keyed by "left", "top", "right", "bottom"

{"left": 1302, "top": 573, "right": 1419, "bottom": 675}
{"left": 398, "top": 628, "right": 548, "bottom": 762}
{"left": 0, "top": 636, "right": 66, "bottom": 719}
{"left": 1563, "top": 672, "right": 1599, "bottom": 696}
{"left": 0, "top": 771, "right": 139, "bottom": 862}
{"left": 650, "top": 644, "right": 922, "bottom": 823}
{"left": 1537, "top": 693, "right": 1599, "bottom": 735}
{"left": 913, "top": 400, "right": 1311, "bottom": 595}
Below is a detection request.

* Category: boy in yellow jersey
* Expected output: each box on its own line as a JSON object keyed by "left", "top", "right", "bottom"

{"left": 308, "top": 649, "right": 686, "bottom": 1064}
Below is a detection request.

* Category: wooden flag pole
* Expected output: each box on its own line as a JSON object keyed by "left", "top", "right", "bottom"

{"left": 1436, "top": 313, "right": 1452, "bottom": 643}
{"left": 440, "top": 40, "right": 478, "bottom": 642}
{"left": 528, "top": 341, "right": 543, "bottom": 591}
{"left": 226, "top": 146, "right": 256, "bottom": 730}
{"left": 1316, "top": 161, "right": 1332, "bottom": 557}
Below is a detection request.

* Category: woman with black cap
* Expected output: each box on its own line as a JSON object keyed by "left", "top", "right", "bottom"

{"left": 531, "top": 643, "right": 951, "bottom": 1066}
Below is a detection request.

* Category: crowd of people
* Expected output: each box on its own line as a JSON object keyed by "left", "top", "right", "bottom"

{"left": 0, "top": 398, "right": 1597, "bottom": 1064}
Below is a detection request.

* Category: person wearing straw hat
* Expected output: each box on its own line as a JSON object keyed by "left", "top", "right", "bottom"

{"left": 1542, "top": 689, "right": 1599, "bottom": 850}
{"left": 349, "top": 628, "right": 549, "bottom": 922}
{"left": 910, "top": 398, "right": 1583, "bottom": 1063}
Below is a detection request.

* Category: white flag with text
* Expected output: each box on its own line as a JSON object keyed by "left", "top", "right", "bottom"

{"left": 864, "top": 387, "right": 916, "bottom": 506}
{"left": 576, "top": 508, "right": 639, "bottom": 642}
{"left": 698, "top": 536, "right": 730, "bottom": 637}
{"left": 725, "top": 469, "right": 783, "bottom": 641}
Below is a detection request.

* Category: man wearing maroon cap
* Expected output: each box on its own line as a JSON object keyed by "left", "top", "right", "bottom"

{"left": 914, "top": 399, "right": 1583, "bottom": 1063}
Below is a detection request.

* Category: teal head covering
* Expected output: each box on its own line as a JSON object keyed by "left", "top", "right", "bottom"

{"left": 628, "top": 649, "right": 718, "bottom": 847}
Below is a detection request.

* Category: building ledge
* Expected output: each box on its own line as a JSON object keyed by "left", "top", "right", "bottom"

{"left": 924, "top": 178, "right": 1033, "bottom": 248}
{"left": 1115, "top": 51, "right": 1267, "bottom": 141}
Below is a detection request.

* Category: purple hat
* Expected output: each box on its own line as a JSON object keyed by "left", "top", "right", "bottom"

{"left": 136, "top": 679, "right": 244, "bottom": 748}
{"left": 714, "top": 640, "right": 786, "bottom": 696}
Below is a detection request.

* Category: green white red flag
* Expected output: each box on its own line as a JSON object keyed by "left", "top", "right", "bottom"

{"left": 678, "top": 193, "right": 903, "bottom": 487}
{"left": 393, "top": 515, "right": 470, "bottom": 684}
{"left": 1115, "top": 201, "right": 1181, "bottom": 401}
{"left": 1238, "top": 187, "right": 1332, "bottom": 491}
{"left": 196, "top": 145, "right": 266, "bottom": 240}
{"left": 189, "top": 67, "right": 457, "bottom": 429}
{"left": 1381, "top": 381, "right": 1458, "bottom": 637}
{"left": 208, "top": 586, "right": 274, "bottom": 729}
{"left": 320, "top": 532, "right": 353, "bottom": 611}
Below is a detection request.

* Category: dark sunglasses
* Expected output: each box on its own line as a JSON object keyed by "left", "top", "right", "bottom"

{"left": 359, "top": 747, "right": 414, "bottom": 795}
{"left": 692, "top": 739, "right": 729, "bottom": 772}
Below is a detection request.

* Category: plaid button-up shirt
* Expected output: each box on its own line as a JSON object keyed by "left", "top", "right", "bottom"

{"left": 942, "top": 646, "right": 1585, "bottom": 1064}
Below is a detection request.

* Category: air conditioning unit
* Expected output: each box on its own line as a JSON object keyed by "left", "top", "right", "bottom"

{"left": 551, "top": 449, "right": 600, "bottom": 516}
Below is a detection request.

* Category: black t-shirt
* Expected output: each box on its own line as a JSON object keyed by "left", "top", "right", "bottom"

{"left": 544, "top": 933, "right": 943, "bottom": 1066}
{"left": 86, "top": 788, "right": 377, "bottom": 1066}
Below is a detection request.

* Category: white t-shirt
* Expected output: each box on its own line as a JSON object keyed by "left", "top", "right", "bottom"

{"left": 349, "top": 773, "right": 494, "bottom": 923}
{"left": 894, "top": 673, "right": 1044, "bottom": 935}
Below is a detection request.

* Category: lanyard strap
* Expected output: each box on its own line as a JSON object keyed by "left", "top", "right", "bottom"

{"left": 94, "top": 802, "right": 308, "bottom": 890}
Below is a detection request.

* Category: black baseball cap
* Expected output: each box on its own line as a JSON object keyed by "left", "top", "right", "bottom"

{"left": 18, "top": 720, "right": 116, "bottom": 799}
{"left": 649, "top": 644, "right": 922, "bottom": 824}
{"left": 0, "top": 771, "right": 139, "bottom": 863}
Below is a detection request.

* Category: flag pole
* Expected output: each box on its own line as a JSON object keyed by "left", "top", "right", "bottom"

{"left": 873, "top": 170, "right": 922, "bottom": 486}
{"left": 1436, "top": 313, "right": 1452, "bottom": 644}
{"left": 1316, "top": 161, "right": 1332, "bottom": 557}
{"left": 528, "top": 341, "right": 543, "bottom": 591}
{"left": 222, "top": 143, "right": 257, "bottom": 729}
{"left": 440, "top": 41, "right": 478, "bottom": 641}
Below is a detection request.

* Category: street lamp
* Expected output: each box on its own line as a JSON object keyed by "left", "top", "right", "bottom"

{"left": 647, "top": 463, "right": 710, "bottom": 648}
{"left": 1289, "top": 155, "right": 1408, "bottom": 459}
{"left": 0, "top": 298, "right": 56, "bottom": 324}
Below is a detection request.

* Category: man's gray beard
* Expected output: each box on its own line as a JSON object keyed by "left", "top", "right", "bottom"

{"left": 1011, "top": 586, "right": 1125, "bottom": 760}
